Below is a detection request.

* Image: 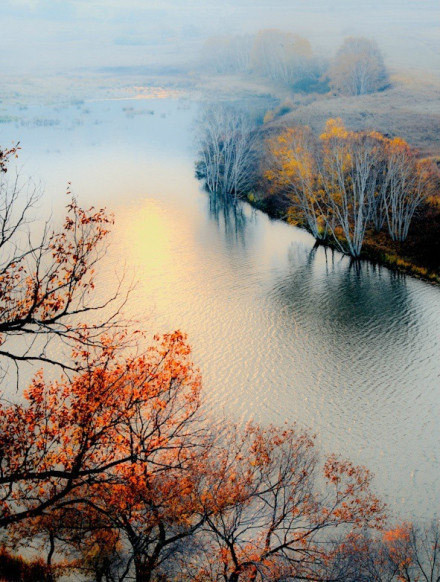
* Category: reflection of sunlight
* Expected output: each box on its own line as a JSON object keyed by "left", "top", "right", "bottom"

{"left": 89, "top": 87, "right": 184, "bottom": 102}
{"left": 125, "top": 199, "right": 170, "bottom": 268}
{"left": 115, "top": 198, "right": 192, "bottom": 328}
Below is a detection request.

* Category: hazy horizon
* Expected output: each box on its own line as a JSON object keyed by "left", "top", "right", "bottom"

{"left": 2, "top": 0, "right": 439, "bottom": 75}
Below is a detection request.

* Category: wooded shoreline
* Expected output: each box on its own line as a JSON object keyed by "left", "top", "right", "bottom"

{"left": 246, "top": 193, "right": 440, "bottom": 285}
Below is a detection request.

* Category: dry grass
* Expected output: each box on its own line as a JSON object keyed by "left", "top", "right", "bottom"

{"left": 268, "top": 74, "right": 440, "bottom": 157}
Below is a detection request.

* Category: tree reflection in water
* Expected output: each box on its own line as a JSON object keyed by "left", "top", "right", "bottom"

{"left": 207, "top": 192, "right": 251, "bottom": 247}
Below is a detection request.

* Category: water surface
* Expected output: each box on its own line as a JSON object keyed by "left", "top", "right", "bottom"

{"left": 2, "top": 97, "right": 439, "bottom": 521}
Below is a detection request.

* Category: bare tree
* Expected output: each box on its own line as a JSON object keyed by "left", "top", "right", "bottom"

{"left": 382, "top": 141, "right": 436, "bottom": 242}
{"left": 328, "top": 520, "right": 440, "bottom": 582}
{"left": 251, "top": 29, "right": 319, "bottom": 90}
{"left": 196, "top": 105, "right": 258, "bottom": 199}
{"left": 201, "top": 35, "right": 253, "bottom": 75}
{"left": 201, "top": 30, "right": 322, "bottom": 91}
{"left": 0, "top": 147, "right": 128, "bottom": 384}
{"left": 185, "top": 425, "right": 384, "bottom": 582}
{"left": 328, "top": 37, "right": 388, "bottom": 96}
{"left": 404, "top": 520, "right": 440, "bottom": 582}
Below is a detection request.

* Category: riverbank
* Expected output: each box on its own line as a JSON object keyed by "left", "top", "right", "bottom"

{"left": 179, "top": 69, "right": 440, "bottom": 286}
{"left": 2, "top": 69, "right": 439, "bottom": 285}
{"left": 247, "top": 193, "right": 440, "bottom": 285}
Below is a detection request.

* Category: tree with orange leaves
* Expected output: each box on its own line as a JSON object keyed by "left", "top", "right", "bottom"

{"left": 27, "top": 415, "right": 258, "bottom": 580}
{"left": 265, "top": 125, "right": 329, "bottom": 241}
{"left": 0, "top": 327, "right": 202, "bottom": 531}
{"left": 0, "top": 144, "right": 20, "bottom": 173}
{"left": 0, "top": 145, "right": 393, "bottom": 581}
{"left": 179, "top": 424, "right": 384, "bottom": 582}
{"left": 0, "top": 147, "right": 126, "bottom": 384}
{"left": 60, "top": 432, "right": 214, "bottom": 581}
{"left": 265, "top": 119, "right": 437, "bottom": 257}
{"left": 0, "top": 146, "right": 209, "bottom": 578}
{"left": 322, "top": 520, "right": 440, "bottom": 582}
{"left": 379, "top": 521, "right": 440, "bottom": 582}
{"left": 7, "top": 412, "right": 388, "bottom": 581}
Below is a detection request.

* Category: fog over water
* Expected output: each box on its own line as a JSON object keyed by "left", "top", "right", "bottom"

{"left": 2, "top": 0, "right": 439, "bottom": 74}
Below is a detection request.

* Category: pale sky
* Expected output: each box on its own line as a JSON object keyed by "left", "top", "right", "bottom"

{"left": 1, "top": 0, "right": 439, "bottom": 74}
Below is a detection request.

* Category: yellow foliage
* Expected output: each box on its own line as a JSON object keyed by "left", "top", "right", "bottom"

{"left": 320, "top": 118, "right": 349, "bottom": 140}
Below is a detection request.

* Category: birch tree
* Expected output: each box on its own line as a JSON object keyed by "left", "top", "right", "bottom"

{"left": 266, "top": 120, "right": 386, "bottom": 256}
{"left": 196, "top": 105, "right": 257, "bottom": 198}
{"left": 318, "top": 119, "right": 385, "bottom": 257}
{"left": 265, "top": 125, "right": 329, "bottom": 241}
{"left": 264, "top": 119, "right": 436, "bottom": 256}
{"left": 383, "top": 139, "right": 436, "bottom": 242}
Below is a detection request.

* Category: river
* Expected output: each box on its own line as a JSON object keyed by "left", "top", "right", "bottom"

{"left": 1, "top": 95, "right": 439, "bottom": 522}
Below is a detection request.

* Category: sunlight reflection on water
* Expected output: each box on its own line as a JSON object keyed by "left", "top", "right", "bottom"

{"left": 2, "top": 97, "right": 439, "bottom": 522}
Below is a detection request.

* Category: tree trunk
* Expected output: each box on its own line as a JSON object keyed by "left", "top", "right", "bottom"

{"left": 46, "top": 532, "right": 56, "bottom": 582}
{"left": 134, "top": 558, "right": 152, "bottom": 582}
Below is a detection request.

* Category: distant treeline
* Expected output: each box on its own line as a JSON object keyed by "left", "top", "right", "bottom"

{"left": 200, "top": 30, "right": 389, "bottom": 96}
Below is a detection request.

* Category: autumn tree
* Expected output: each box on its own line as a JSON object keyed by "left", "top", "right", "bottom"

{"left": 0, "top": 545, "right": 53, "bottom": 582}
{"left": 0, "top": 145, "right": 404, "bottom": 582}
{"left": 328, "top": 37, "right": 388, "bottom": 96}
{"left": 265, "top": 125, "right": 329, "bottom": 241}
{"left": 8, "top": 413, "right": 389, "bottom": 581}
{"left": 266, "top": 119, "right": 385, "bottom": 257}
{"left": 317, "top": 119, "right": 385, "bottom": 257}
{"left": 319, "top": 128, "right": 436, "bottom": 246}
{"left": 58, "top": 438, "right": 214, "bottom": 581}
{"left": 265, "top": 119, "right": 436, "bottom": 256}
{"left": 11, "top": 504, "right": 129, "bottom": 580}
{"left": 0, "top": 144, "right": 20, "bottom": 173}
{"left": 75, "top": 528, "right": 125, "bottom": 582}
{"left": 0, "top": 330, "right": 201, "bottom": 533}
{"left": 181, "top": 424, "right": 384, "bottom": 582}
{"left": 0, "top": 147, "right": 126, "bottom": 383}
{"left": 25, "top": 423, "right": 259, "bottom": 581}
{"left": 327, "top": 520, "right": 440, "bottom": 582}
{"left": 382, "top": 520, "right": 440, "bottom": 582}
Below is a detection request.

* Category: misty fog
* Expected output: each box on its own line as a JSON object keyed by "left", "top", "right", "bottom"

{"left": 2, "top": 0, "right": 439, "bottom": 75}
